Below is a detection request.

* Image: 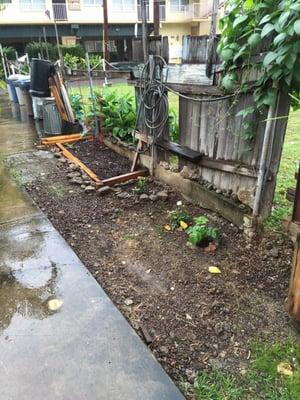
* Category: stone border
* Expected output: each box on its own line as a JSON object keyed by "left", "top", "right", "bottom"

{"left": 104, "top": 137, "right": 250, "bottom": 229}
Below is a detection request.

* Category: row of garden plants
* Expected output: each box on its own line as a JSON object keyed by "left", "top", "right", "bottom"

{"left": 70, "top": 90, "right": 179, "bottom": 143}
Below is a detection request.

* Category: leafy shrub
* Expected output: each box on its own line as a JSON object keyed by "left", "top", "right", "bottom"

{"left": 25, "top": 42, "right": 58, "bottom": 60}
{"left": 186, "top": 216, "right": 219, "bottom": 246}
{"left": 60, "top": 44, "right": 85, "bottom": 58}
{"left": 100, "top": 91, "right": 136, "bottom": 143}
{"left": 89, "top": 54, "right": 103, "bottom": 70}
{"left": 169, "top": 108, "right": 179, "bottom": 143}
{"left": 70, "top": 94, "right": 84, "bottom": 121}
{"left": 3, "top": 46, "right": 16, "bottom": 60}
{"left": 168, "top": 201, "right": 191, "bottom": 230}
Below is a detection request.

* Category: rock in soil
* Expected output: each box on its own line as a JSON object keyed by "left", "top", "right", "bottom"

{"left": 70, "top": 177, "right": 83, "bottom": 185}
{"left": 97, "top": 186, "right": 114, "bottom": 196}
{"left": 157, "top": 190, "right": 168, "bottom": 201}
{"left": 84, "top": 185, "right": 96, "bottom": 194}
{"left": 124, "top": 298, "right": 134, "bottom": 306}
{"left": 117, "top": 192, "right": 131, "bottom": 199}
{"left": 140, "top": 194, "right": 149, "bottom": 201}
{"left": 149, "top": 194, "right": 158, "bottom": 202}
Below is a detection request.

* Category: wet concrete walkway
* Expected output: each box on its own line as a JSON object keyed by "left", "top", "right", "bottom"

{"left": 0, "top": 97, "right": 184, "bottom": 399}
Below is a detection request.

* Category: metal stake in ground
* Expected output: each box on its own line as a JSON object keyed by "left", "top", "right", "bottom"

{"left": 86, "top": 52, "right": 100, "bottom": 137}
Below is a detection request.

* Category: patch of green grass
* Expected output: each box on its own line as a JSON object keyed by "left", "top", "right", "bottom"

{"left": 48, "top": 183, "right": 66, "bottom": 198}
{"left": 265, "top": 109, "right": 300, "bottom": 230}
{"left": 192, "top": 339, "right": 300, "bottom": 400}
{"left": 9, "top": 167, "right": 26, "bottom": 186}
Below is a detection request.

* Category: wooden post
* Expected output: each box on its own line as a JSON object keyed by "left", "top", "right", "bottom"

{"left": 206, "top": 0, "right": 219, "bottom": 78}
{"left": 153, "top": 0, "right": 160, "bottom": 36}
{"left": 103, "top": 0, "right": 110, "bottom": 62}
{"left": 141, "top": 0, "right": 148, "bottom": 63}
{"left": 288, "top": 234, "right": 300, "bottom": 323}
{"left": 292, "top": 164, "right": 300, "bottom": 223}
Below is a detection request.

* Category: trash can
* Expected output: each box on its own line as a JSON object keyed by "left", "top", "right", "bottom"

{"left": 6, "top": 74, "right": 23, "bottom": 103}
{"left": 43, "top": 98, "right": 62, "bottom": 135}
{"left": 19, "top": 80, "right": 33, "bottom": 117}
{"left": 30, "top": 59, "right": 55, "bottom": 98}
{"left": 14, "top": 76, "right": 30, "bottom": 106}
{"left": 32, "top": 96, "right": 45, "bottom": 120}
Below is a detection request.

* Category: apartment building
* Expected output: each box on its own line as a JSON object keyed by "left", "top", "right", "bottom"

{"left": 0, "top": 0, "right": 218, "bottom": 62}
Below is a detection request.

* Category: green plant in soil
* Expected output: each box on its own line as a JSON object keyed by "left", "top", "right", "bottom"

{"left": 132, "top": 177, "right": 146, "bottom": 195}
{"left": 189, "top": 339, "right": 300, "bottom": 400}
{"left": 186, "top": 216, "right": 219, "bottom": 246}
{"left": 168, "top": 201, "right": 191, "bottom": 230}
{"left": 69, "top": 93, "right": 84, "bottom": 121}
{"left": 99, "top": 91, "right": 136, "bottom": 143}
{"left": 48, "top": 184, "right": 66, "bottom": 198}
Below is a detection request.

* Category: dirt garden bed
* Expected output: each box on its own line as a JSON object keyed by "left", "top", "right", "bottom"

{"left": 25, "top": 140, "right": 295, "bottom": 395}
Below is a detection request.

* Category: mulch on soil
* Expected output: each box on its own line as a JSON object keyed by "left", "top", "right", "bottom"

{"left": 69, "top": 140, "right": 132, "bottom": 180}
{"left": 25, "top": 145, "right": 296, "bottom": 396}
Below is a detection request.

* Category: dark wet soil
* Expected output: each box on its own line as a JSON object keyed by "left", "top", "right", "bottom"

{"left": 25, "top": 144, "right": 296, "bottom": 396}
{"left": 69, "top": 140, "right": 132, "bottom": 179}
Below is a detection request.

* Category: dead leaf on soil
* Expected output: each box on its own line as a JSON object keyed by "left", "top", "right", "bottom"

{"left": 204, "top": 242, "right": 217, "bottom": 253}
{"left": 277, "top": 362, "right": 293, "bottom": 376}
{"left": 164, "top": 224, "right": 172, "bottom": 231}
{"left": 208, "top": 266, "right": 222, "bottom": 274}
{"left": 48, "top": 299, "right": 63, "bottom": 311}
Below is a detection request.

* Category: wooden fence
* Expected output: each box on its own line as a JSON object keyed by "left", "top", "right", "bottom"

{"left": 131, "top": 34, "right": 291, "bottom": 223}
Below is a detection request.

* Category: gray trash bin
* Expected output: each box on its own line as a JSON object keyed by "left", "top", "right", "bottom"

{"left": 42, "top": 98, "right": 62, "bottom": 135}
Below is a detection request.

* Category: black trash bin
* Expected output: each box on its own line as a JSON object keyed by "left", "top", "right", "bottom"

{"left": 30, "top": 59, "right": 55, "bottom": 98}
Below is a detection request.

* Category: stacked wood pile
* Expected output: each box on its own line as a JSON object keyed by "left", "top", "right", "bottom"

{"left": 49, "top": 72, "right": 75, "bottom": 123}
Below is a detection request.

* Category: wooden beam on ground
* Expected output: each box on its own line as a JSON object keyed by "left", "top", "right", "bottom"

{"left": 41, "top": 134, "right": 92, "bottom": 145}
{"left": 102, "top": 169, "right": 149, "bottom": 186}
{"left": 56, "top": 143, "right": 102, "bottom": 185}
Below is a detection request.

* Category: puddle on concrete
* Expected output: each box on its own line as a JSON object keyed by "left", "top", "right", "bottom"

{"left": 0, "top": 262, "right": 59, "bottom": 332}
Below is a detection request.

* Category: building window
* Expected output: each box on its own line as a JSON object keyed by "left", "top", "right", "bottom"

{"left": 170, "top": 0, "right": 188, "bottom": 12}
{"left": 20, "top": 0, "right": 46, "bottom": 11}
{"left": 83, "top": 0, "right": 102, "bottom": 6}
{"left": 112, "top": 0, "right": 135, "bottom": 12}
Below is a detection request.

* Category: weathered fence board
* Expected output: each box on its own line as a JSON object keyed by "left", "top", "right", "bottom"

{"left": 178, "top": 90, "right": 290, "bottom": 215}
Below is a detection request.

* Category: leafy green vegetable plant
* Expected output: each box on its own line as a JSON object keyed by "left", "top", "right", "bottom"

{"left": 100, "top": 91, "right": 136, "bottom": 143}
{"left": 168, "top": 201, "right": 191, "bottom": 230}
{"left": 133, "top": 177, "right": 146, "bottom": 194}
{"left": 70, "top": 94, "right": 84, "bottom": 121}
{"left": 186, "top": 216, "right": 219, "bottom": 246}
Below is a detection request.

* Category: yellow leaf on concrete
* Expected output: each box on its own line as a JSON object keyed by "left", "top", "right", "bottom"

{"left": 180, "top": 221, "right": 188, "bottom": 230}
{"left": 277, "top": 362, "right": 293, "bottom": 376}
{"left": 48, "top": 299, "right": 63, "bottom": 311}
{"left": 208, "top": 266, "right": 221, "bottom": 274}
{"left": 164, "top": 224, "right": 172, "bottom": 231}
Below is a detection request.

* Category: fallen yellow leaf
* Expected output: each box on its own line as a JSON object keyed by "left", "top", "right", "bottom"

{"left": 164, "top": 224, "right": 172, "bottom": 231}
{"left": 48, "top": 299, "right": 63, "bottom": 311}
{"left": 208, "top": 266, "right": 221, "bottom": 274}
{"left": 180, "top": 221, "right": 188, "bottom": 230}
{"left": 277, "top": 362, "right": 293, "bottom": 376}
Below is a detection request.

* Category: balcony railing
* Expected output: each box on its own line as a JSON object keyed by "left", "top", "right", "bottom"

{"left": 52, "top": 3, "right": 67, "bottom": 21}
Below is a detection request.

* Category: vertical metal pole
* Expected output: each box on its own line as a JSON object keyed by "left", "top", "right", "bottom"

{"left": 206, "top": 0, "right": 219, "bottom": 78}
{"left": 53, "top": 17, "right": 64, "bottom": 68}
{"left": 86, "top": 52, "right": 100, "bottom": 137}
{"left": 43, "top": 27, "right": 50, "bottom": 60}
{"left": 141, "top": 0, "right": 148, "bottom": 63}
{"left": 0, "top": 44, "right": 8, "bottom": 79}
{"left": 153, "top": 0, "right": 160, "bottom": 36}
{"left": 103, "top": 0, "right": 110, "bottom": 62}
